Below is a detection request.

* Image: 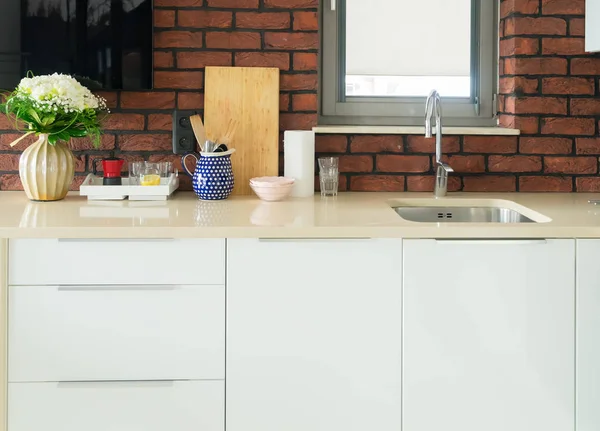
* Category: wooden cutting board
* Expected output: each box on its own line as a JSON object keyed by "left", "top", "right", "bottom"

{"left": 204, "top": 67, "right": 280, "bottom": 196}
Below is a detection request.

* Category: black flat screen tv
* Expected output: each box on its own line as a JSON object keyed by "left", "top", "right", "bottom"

{"left": 0, "top": 0, "right": 153, "bottom": 90}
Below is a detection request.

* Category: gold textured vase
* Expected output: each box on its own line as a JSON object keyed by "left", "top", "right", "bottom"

{"left": 19, "top": 134, "right": 75, "bottom": 201}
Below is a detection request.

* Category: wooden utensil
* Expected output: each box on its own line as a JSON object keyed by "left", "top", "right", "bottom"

{"left": 204, "top": 67, "right": 279, "bottom": 196}
{"left": 189, "top": 114, "right": 206, "bottom": 152}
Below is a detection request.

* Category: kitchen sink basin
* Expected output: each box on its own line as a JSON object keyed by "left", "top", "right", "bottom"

{"left": 393, "top": 206, "right": 536, "bottom": 223}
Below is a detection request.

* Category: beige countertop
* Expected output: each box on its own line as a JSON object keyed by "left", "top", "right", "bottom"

{"left": 1, "top": 191, "right": 600, "bottom": 239}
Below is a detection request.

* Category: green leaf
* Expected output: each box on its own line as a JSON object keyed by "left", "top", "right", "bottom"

{"left": 47, "top": 134, "right": 58, "bottom": 144}
{"left": 41, "top": 114, "right": 56, "bottom": 127}
{"left": 68, "top": 128, "right": 88, "bottom": 137}
{"left": 27, "top": 109, "right": 42, "bottom": 124}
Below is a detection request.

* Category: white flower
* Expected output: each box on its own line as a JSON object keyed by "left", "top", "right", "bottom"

{"left": 16, "top": 73, "right": 107, "bottom": 114}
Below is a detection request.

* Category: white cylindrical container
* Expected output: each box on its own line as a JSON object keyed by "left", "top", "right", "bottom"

{"left": 284, "top": 130, "right": 315, "bottom": 198}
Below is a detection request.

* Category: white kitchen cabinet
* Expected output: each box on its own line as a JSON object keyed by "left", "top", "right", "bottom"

{"left": 587, "top": 0, "right": 600, "bottom": 52}
{"left": 576, "top": 240, "right": 600, "bottom": 431}
{"left": 9, "top": 284, "right": 224, "bottom": 382}
{"left": 403, "top": 239, "right": 575, "bottom": 431}
{"left": 226, "top": 238, "right": 403, "bottom": 431}
{"left": 8, "top": 380, "right": 224, "bottom": 431}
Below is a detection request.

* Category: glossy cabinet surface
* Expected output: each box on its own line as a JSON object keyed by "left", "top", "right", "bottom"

{"left": 227, "top": 238, "right": 403, "bottom": 431}
{"left": 403, "top": 239, "right": 575, "bottom": 431}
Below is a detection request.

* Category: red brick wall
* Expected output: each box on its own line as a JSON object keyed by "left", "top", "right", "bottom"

{"left": 0, "top": 0, "right": 599, "bottom": 192}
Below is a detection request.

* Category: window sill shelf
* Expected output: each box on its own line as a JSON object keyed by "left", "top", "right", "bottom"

{"left": 312, "top": 126, "right": 520, "bottom": 136}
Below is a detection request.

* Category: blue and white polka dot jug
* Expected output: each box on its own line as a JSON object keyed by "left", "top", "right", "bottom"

{"left": 182, "top": 149, "right": 235, "bottom": 200}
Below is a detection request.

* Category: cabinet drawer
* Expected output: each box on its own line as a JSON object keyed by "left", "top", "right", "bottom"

{"left": 9, "top": 238, "right": 224, "bottom": 285}
{"left": 9, "top": 285, "right": 224, "bottom": 382}
{"left": 8, "top": 380, "right": 224, "bottom": 431}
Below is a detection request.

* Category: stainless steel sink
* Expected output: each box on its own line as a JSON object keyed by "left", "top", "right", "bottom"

{"left": 393, "top": 206, "right": 536, "bottom": 223}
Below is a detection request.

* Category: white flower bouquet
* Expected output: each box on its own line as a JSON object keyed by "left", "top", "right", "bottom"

{"left": 1, "top": 73, "right": 109, "bottom": 147}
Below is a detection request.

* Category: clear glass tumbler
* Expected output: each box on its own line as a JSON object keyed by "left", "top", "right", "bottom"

{"left": 128, "top": 161, "right": 143, "bottom": 185}
{"left": 159, "top": 161, "right": 173, "bottom": 178}
{"left": 318, "top": 157, "right": 339, "bottom": 197}
{"left": 140, "top": 163, "right": 161, "bottom": 186}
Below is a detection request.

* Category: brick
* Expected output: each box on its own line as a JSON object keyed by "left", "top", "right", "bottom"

{"left": 315, "top": 135, "right": 347, "bottom": 153}
{"left": 505, "top": 17, "right": 566, "bottom": 36}
{"left": 178, "top": 11, "right": 232, "bottom": 28}
{"left": 0, "top": 133, "right": 35, "bottom": 150}
{"left": 236, "top": 12, "right": 290, "bottom": 29}
{"left": 293, "top": 12, "right": 318, "bottom": 30}
{"left": 577, "top": 177, "right": 600, "bottom": 192}
{"left": 265, "top": 32, "right": 318, "bottom": 50}
{"left": 571, "top": 99, "right": 600, "bottom": 116}
{"left": 499, "top": 77, "right": 539, "bottom": 94}
{"left": 178, "top": 92, "right": 204, "bottom": 109}
{"left": 541, "top": 117, "right": 595, "bottom": 135}
{"left": 235, "top": 52, "right": 289, "bottom": 69}
{"left": 265, "top": 0, "right": 318, "bottom": 7}
{"left": 280, "top": 74, "right": 318, "bottom": 91}
{"left": 0, "top": 154, "right": 21, "bottom": 171}
{"left": 571, "top": 58, "right": 600, "bottom": 75}
{"left": 351, "top": 135, "right": 403, "bottom": 153}
{"left": 154, "top": 71, "right": 203, "bottom": 89}
{"left": 119, "top": 134, "right": 172, "bottom": 151}
{"left": 504, "top": 96, "right": 567, "bottom": 115}
{"left": 504, "top": 57, "right": 567, "bottom": 75}
{"left": 463, "top": 176, "right": 517, "bottom": 192}
{"left": 376, "top": 155, "right": 430, "bottom": 173}
{"left": 488, "top": 155, "right": 542, "bottom": 172}
{"left": 576, "top": 138, "right": 600, "bottom": 154}
{"left": 545, "top": 156, "right": 597, "bottom": 174}
{"left": 500, "top": 0, "right": 539, "bottom": 17}
{"left": 279, "top": 113, "right": 317, "bottom": 130}
{"left": 293, "top": 53, "right": 317, "bottom": 71}
{"left": 0, "top": 174, "right": 22, "bottom": 190}
{"left": 206, "top": 32, "right": 260, "bottom": 49}
{"left": 155, "top": 0, "right": 202, "bottom": 5}
{"left": 70, "top": 135, "right": 116, "bottom": 151}
{"left": 279, "top": 94, "right": 290, "bottom": 111}
{"left": 406, "top": 136, "right": 459, "bottom": 153}
{"left": 154, "top": 31, "right": 203, "bottom": 48}
{"left": 148, "top": 114, "right": 173, "bottom": 131}
{"left": 542, "top": 77, "right": 594, "bottom": 95}
{"left": 498, "top": 115, "right": 539, "bottom": 134}
{"left": 463, "top": 136, "right": 518, "bottom": 153}
{"left": 177, "top": 52, "right": 232, "bottom": 68}
{"left": 541, "top": 0, "right": 585, "bottom": 15}
{"left": 520, "top": 137, "right": 573, "bottom": 154}
{"left": 499, "top": 38, "right": 539, "bottom": 56}
{"left": 291, "top": 93, "right": 317, "bottom": 111}
{"left": 207, "top": 0, "right": 257, "bottom": 7}
{"left": 104, "top": 114, "right": 145, "bottom": 130}
{"left": 339, "top": 155, "right": 373, "bottom": 173}
{"left": 154, "top": 51, "right": 174, "bottom": 68}
{"left": 570, "top": 18, "right": 585, "bottom": 36}
{"left": 155, "top": 10, "right": 175, "bottom": 27}
{"left": 519, "top": 176, "right": 573, "bottom": 192}
{"left": 542, "top": 37, "right": 585, "bottom": 55}
{"left": 441, "top": 155, "right": 485, "bottom": 173}
{"left": 120, "top": 92, "right": 175, "bottom": 109}
{"left": 350, "top": 175, "right": 404, "bottom": 192}
{"left": 406, "top": 175, "right": 461, "bottom": 192}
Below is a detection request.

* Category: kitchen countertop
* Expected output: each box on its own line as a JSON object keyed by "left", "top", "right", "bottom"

{"left": 1, "top": 191, "right": 600, "bottom": 239}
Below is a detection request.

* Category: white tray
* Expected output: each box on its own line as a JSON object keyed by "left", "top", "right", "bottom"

{"left": 79, "top": 173, "right": 179, "bottom": 201}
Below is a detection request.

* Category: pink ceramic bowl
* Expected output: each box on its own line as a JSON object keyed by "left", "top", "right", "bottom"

{"left": 250, "top": 180, "right": 295, "bottom": 202}
{"left": 250, "top": 176, "right": 295, "bottom": 187}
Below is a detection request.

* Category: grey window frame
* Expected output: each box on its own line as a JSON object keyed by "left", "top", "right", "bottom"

{"left": 319, "top": 0, "right": 499, "bottom": 127}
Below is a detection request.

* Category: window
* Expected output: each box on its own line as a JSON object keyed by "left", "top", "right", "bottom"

{"left": 320, "top": 0, "right": 498, "bottom": 126}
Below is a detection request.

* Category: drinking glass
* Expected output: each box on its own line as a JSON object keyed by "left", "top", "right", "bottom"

{"left": 318, "top": 157, "right": 339, "bottom": 196}
{"left": 140, "top": 163, "right": 161, "bottom": 186}
{"left": 128, "top": 161, "right": 143, "bottom": 185}
{"left": 159, "top": 161, "right": 173, "bottom": 178}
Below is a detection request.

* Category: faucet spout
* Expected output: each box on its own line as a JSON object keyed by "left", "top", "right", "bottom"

{"left": 424, "top": 89, "right": 451, "bottom": 197}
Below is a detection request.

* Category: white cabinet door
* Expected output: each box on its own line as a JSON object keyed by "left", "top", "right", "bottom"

{"left": 9, "top": 285, "right": 224, "bottom": 382}
{"left": 576, "top": 240, "right": 600, "bottom": 431}
{"left": 227, "top": 238, "right": 403, "bottom": 431}
{"left": 403, "top": 239, "right": 575, "bottom": 431}
{"left": 9, "top": 380, "right": 224, "bottom": 431}
{"left": 587, "top": 0, "right": 600, "bottom": 52}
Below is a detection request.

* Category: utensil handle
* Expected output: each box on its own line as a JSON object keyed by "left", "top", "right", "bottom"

{"left": 181, "top": 152, "right": 199, "bottom": 177}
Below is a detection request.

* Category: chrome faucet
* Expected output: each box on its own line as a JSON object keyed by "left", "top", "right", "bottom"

{"left": 425, "top": 90, "right": 454, "bottom": 198}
